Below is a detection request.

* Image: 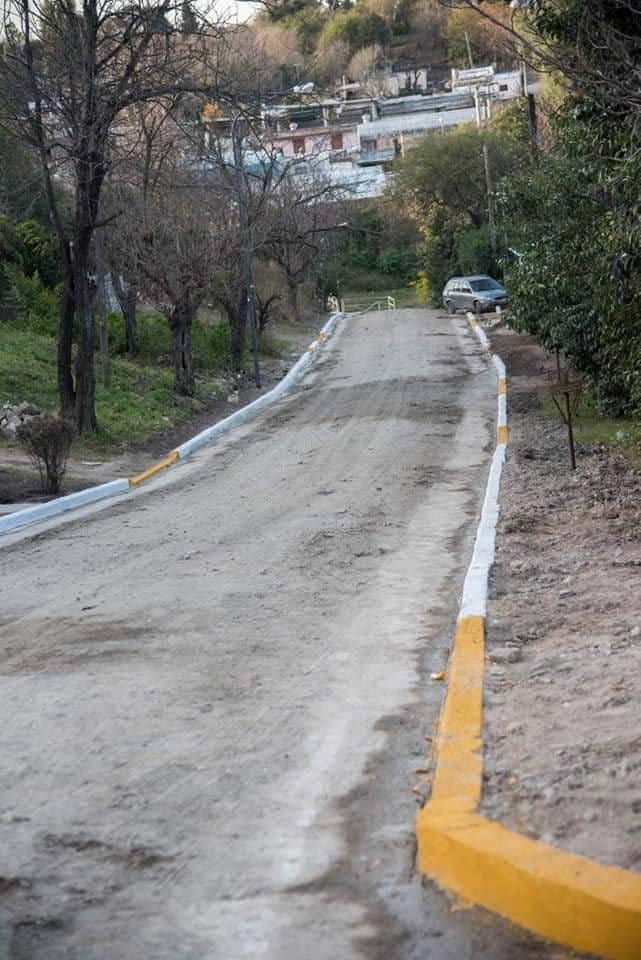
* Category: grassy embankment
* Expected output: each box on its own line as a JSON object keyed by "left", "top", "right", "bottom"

{"left": 0, "top": 312, "right": 284, "bottom": 456}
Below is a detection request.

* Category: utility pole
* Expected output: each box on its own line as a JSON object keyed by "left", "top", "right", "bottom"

{"left": 94, "top": 224, "right": 112, "bottom": 389}
{"left": 231, "top": 112, "right": 261, "bottom": 389}
{"left": 482, "top": 142, "right": 497, "bottom": 261}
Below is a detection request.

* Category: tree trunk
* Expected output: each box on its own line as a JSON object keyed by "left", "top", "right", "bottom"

{"left": 74, "top": 248, "right": 97, "bottom": 434}
{"left": 169, "top": 302, "right": 195, "bottom": 396}
{"left": 286, "top": 276, "right": 299, "bottom": 319}
{"left": 230, "top": 283, "right": 247, "bottom": 372}
{"left": 57, "top": 250, "right": 75, "bottom": 416}
{"left": 113, "top": 273, "right": 138, "bottom": 354}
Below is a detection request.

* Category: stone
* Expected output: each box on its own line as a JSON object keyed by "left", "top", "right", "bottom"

{"left": 489, "top": 646, "right": 522, "bottom": 665}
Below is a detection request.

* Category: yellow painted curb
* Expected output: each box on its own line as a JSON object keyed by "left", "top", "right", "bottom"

{"left": 416, "top": 322, "right": 641, "bottom": 959}
{"left": 417, "top": 810, "right": 641, "bottom": 959}
{"left": 428, "top": 617, "right": 484, "bottom": 818}
{"left": 128, "top": 450, "right": 179, "bottom": 487}
{"left": 498, "top": 377, "right": 507, "bottom": 395}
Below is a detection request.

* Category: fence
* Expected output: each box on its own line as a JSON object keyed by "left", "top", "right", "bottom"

{"left": 337, "top": 295, "right": 396, "bottom": 313}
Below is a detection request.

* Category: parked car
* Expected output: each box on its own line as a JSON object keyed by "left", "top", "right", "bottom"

{"left": 442, "top": 275, "right": 508, "bottom": 314}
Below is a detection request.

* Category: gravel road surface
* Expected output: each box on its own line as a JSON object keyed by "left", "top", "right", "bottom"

{"left": 0, "top": 310, "right": 552, "bottom": 959}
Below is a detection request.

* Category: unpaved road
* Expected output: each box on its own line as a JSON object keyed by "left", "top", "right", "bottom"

{"left": 0, "top": 310, "right": 553, "bottom": 959}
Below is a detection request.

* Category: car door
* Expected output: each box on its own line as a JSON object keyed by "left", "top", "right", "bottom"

{"left": 450, "top": 281, "right": 464, "bottom": 311}
{"left": 459, "top": 281, "right": 473, "bottom": 310}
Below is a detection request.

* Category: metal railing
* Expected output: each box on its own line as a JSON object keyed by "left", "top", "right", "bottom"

{"left": 339, "top": 296, "right": 396, "bottom": 313}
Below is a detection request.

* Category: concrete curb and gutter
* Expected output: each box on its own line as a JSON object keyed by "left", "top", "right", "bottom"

{"left": 0, "top": 313, "right": 344, "bottom": 538}
{"left": 416, "top": 313, "right": 641, "bottom": 959}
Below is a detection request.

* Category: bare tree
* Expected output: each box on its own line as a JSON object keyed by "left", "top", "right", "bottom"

{"left": 347, "top": 44, "right": 386, "bottom": 97}
{"left": 111, "top": 163, "right": 227, "bottom": 396}
{"left": 0, "top": 0, "right": 237, "bottom": 432}
{"left": 264, "top": 165, "right": 342, "bottom": 319}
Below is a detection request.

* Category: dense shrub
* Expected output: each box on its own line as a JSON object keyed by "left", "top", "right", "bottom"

{"left": 2, "top": 263, "right": 61, "bottom": 336}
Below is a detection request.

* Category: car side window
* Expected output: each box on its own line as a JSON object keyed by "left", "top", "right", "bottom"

{"left": 461, "top": 283, "right": 472, "bottom": 293}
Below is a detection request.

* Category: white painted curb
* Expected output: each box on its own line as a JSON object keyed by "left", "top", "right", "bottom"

{"left": 0, "top": 479, "right": 129, "bottom": 535}
{"left": 0, "top": 313, "right": 344, "bottom": 538}
{"left": 459, "top": 312, "right": 507, "bottom": 619}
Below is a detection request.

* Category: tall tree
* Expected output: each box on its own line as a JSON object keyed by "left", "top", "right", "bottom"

{"left": 0, "top": 0, "right": 233, "bottom": 432}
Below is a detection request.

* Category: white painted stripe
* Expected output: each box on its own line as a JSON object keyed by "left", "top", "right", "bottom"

{"left": 0, "top": 479, "right": 129, "bottom": 536}
{"left": 459, "top": 443, "right": 506, "bottom": 619}
{"left": 460, "top": 312, "right": 508, "bottom": 619}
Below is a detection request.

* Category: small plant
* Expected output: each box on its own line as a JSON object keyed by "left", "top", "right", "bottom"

{"left": 17, "top": 414, "right": 75, "bottom": 494}
{"left": 414, "top": 271, "right": 429, "bottom": 304}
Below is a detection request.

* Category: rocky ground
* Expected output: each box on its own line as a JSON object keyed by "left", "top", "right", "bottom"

{"left": 482, "top": 328, "right": 641, "bottom": 872}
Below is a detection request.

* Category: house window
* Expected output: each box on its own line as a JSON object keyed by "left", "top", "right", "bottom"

{"left": 292, "top": 136, "right": 305, "bottom": 155}
{"left": 499, "top": 83, "right": 508, "bottom": 92}
{"left": 330, "top": 132, "right": 343, "bottom": 150}
{"left": 361, "top": 137, "right": 377, "bottom": 152}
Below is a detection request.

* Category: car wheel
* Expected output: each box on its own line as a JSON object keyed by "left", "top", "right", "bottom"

{"left": 446, "top": 300, "right": 456, "bottom": 314}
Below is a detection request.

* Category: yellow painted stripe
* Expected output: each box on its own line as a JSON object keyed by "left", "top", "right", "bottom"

{"left": 128, "top": 450, "right": 179, "bottom": 487}
{"left": 497, "top": 424, "right": 509, "bottom": 443}
{"left": 498, "top": 378, "right": 507, "bottom": 395}
{"left": 417, "top": 810, "right": 641, "bottom": 960}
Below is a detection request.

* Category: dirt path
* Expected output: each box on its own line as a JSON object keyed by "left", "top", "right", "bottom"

{"left": 482, "top": 328, "right": 641, "bottom": 874}
{"left": 1, "top": 311, "right": 559, "bottom": 959}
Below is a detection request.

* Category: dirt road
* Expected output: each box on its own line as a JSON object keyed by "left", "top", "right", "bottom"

{"left": 0, "top": 310, "right": 551, "bottom": 959}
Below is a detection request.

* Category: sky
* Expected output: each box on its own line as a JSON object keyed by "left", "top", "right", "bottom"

{"left": 210, "top": 0, "right": 260, "bottom": 23}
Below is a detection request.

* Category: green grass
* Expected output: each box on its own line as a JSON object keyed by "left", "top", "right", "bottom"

{"left": 0, "top": 323, "right": 225, "bottom": 456}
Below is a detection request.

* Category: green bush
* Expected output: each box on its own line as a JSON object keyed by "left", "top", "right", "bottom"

{"left": 193, "top": 320, "right": 232, "bottom": 371}
{"left": 414, "top": 271, "right": 429, "bottom": 304}
{"left": 456, "top": 225, "right": 496, "bottom": 278}
{"left": 377, "top": 246, "right": 416, "bottom": 282}
{"left": 15, "top": 220, "right": 61, "bottom": 288}
{"left": 2, "top": 263, "right": 61, "bottom": 336}
{"left": 107, "top": 310, "right": 233, "bottom": 372}
{"left": 319, "top": 9, "right": 389, "bottom": 52}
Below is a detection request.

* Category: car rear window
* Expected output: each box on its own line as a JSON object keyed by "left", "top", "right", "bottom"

{"left": 470, "top": 278, "right": 502, "bottom": 291}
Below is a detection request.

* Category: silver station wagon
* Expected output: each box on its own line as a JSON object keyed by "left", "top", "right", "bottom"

{"left": 442, "top": 275, "right": 508, "bottom": 314}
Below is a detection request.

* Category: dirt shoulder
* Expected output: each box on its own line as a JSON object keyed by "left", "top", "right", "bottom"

{"left": 0, "top": 322, "right": 314, "bottom": 507}
{"left": 481, "top": 327, "right": 641, "bottom": 871}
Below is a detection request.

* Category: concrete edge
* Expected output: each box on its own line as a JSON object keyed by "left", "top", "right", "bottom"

{"left": 415, "top": 312, "right": 641, "bottom": 959}
{"left": 0, "top": 479, "right": 129, "bottom": 535}
{"left": 0, "top": 313, "right": 344, "bottom": 538}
